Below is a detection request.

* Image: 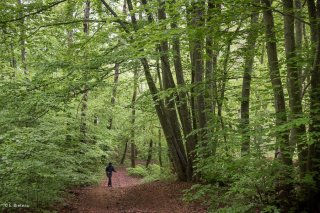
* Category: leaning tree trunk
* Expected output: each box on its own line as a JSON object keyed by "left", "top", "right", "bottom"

{"left": 157, "top": 0, "right": 189, "bottom": 180}
{"left": 100, "top": 0, "right": 189, "bottom": 181}
{"left": 169, "top": 0, "right": 196, "bottom": 181}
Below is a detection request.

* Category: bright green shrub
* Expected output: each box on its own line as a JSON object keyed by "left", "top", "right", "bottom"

{"left": 0, "top": 114, "right": 106, "bottom": 212}
{"left": 127, "top": 165, "right": 149, "bottom": 177}
{"left": 127, "top": 164, "right": 175, "bottom": 182}
{"left": 185, "top": 156, "right": 282, "bottom": 212}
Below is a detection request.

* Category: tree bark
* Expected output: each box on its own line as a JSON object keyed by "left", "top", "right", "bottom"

{"left": 283, "top": 0, "right": 307, "bottom": 176}
{"left": 190, "top": 0, "right": 207, "bottom": 146}
{"left": 262, "top": 0, "right": 291, "bottom": 165}
{"left": 120, "top": 141, "right": 128, "bottom": 165}
{"left": 146, "top": 139, "right": 153, "bottom": 168}
{"left": 80, "top": 0, "right": 90, "bottom": 143}
{"left": 17, "top": 0, "right": 27, "bottom": 75}
{"left": 294, "top": 0, "right": 303, "bottom": 49}
{"left": 305, "top": 1, "right": 320, "bottom": 211}
{"left": 107, "top": 63, "right": 120, "bottom": 130}
{"left": 262, "top": 0, "right": 293, "bottom": 210}
{"left": 156, "top": 0, "right": 188, "bottom": 180}
{"left": 240, "top": 0, "right": 260, "bottom": 156}
{"left": 158, "top": 128, "right": 163, "bottom": 167}
{"left": 130, "top": 68, "right": 138, "bottom": 168}
{"left": 169, "top": 2, "right": 196, "bottom": 180}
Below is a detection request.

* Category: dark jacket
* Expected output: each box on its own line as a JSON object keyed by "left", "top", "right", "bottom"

{"left": 106, "top": 165, "right": 115, "bottom": 176}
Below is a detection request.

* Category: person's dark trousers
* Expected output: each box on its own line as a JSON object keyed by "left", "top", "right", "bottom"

{"left": 107, "top": 174, "right": 112, "bottom": 187}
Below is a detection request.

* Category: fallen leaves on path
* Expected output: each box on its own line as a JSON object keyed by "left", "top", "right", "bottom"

{"left": 59, "top": 167, "right": 207, "bottom": 213}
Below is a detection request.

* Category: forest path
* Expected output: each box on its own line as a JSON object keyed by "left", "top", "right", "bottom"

{"left": 59, "top": 167, "right": 207, "bottom": 213}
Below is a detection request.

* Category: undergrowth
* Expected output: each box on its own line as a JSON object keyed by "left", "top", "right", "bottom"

{"left": 127, "top": 164, "right": 175, "bottom": 182}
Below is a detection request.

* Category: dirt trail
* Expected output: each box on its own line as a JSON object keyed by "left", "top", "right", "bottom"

{"left": 60, "top": 167, "right": 207, "bottom": 213}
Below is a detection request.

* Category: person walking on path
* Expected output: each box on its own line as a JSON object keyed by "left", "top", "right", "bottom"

{"left": 106, "top": 162, "right": 116, "bottom": 187}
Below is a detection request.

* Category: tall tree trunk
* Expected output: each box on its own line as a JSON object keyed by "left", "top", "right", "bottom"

{"left": 205, "top": 0, "right": 216, "bottom": 117}
{"left": 262, "top": 0, "right": 293, "bottom": 210}
{"left": 80, "top": 0, "right": 90, "bottom": 143}
{"left": 206, "top": 1, "right": 221, "bottom": 155}
{"left": 217, "top": 42, "right": 231, "bottom": 149}
{"left": 305, "top": 0, "right": 320, "bottom": 211}
{"left": 295, "top": 0, "right": 303, "bottom": 49}
{"left": 17, "top": 0, "right": 27, "bottom": 75}
{"left": 190, "top": 0, "right": 207, "bottom": 146}
{"left": 120, "top": 141, "right": 128, "bottom": 165}
{"left": 167, "top": 0, "right": 196, "bottom": 180}
{"left": 156, "top": 0, "right": 188, "bottom": 179}
{"left": 263, "top": 0, "right": 291, "bottom": 165}
{"left": 130, "top": 68, "right": 138, "bottom": 168}
{"left": 240, "top": 0, "right": 260, "bottom": 156}
{"left": 107, "top": 63, "right": 120, "bottom": 129}
{"left": 283, "top": 0, "right": 307, "bottom": 176}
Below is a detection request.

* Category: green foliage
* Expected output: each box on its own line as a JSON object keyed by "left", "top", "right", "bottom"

{"left": 0, "top": 112, "right": 106, "bottom": 211}
{"left": 186, "top": 156, "right": 285, "bottom": 212}
{"left": 127, "top": 164, "right": 175, "bottom": 182}
{"left": 127, "top": 165, "right": 149, "bottom": 178}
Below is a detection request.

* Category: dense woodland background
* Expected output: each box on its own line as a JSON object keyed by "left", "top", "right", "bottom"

{"left": 1, "top": 0, "right": 320, "bottom": 212}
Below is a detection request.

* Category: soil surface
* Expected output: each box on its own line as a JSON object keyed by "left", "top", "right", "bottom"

{"left": 59, "top": 167, "right": 207, "bottom": 213}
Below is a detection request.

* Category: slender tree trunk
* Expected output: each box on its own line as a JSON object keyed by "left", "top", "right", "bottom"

{"left": 158, "top": 128, "right": 163, "bottom": 167}
{"left": 205, "top": 0, "right": 215, "bottom": 116}
{"left": 156, "top": 0, "right": 188, "bottom": 180}
{"left": 204, "top": 0, "right": 220, "bottom": 157}
{"left": 146, "top": 139, "right": 153, "bottom": 168}
{"left": 295, "top": 0, "right": 303, "bottom": 49}
{"left": 120, "top": 141, "right": 128, "bottom": 165}
{"left": 190, "top": 0, "right": 207, "bottom": 145}
{"left": 130, "top": 68, "right": 138, "bottom": 168}
{"left": 107, "top": 63, "right": 120, "bottom": 129}
{"left": 17, "top": 0, "right": 27, "bottom": 75}
{"left": 168, "top": 0, "right": 196, "bottom": 180}
{"left": 240, "top": 0, "right": 260, "bottom": 155}
{"left": 80, "top": 87, "right": 89, "bottom": 143}
{"left": 10, "top": 41, "right": 17, "bottom": 70}
{"left": 80, "top": 0, "right": 90, "bottom": 143}
{"left": 217, "top": 41, "right": 232, "bottom": 148}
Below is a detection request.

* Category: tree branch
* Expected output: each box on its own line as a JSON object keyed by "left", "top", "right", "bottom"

{"left": 100, "top": 0, "right": 130, "bottom": 33}
{"left": 0, "top": 0, "right": 68, "bottom": 24}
